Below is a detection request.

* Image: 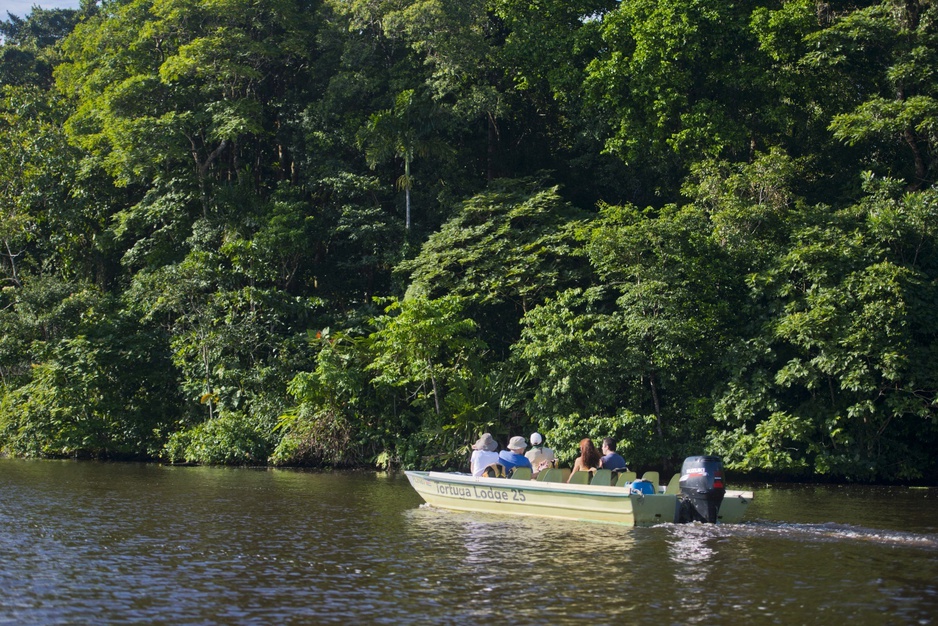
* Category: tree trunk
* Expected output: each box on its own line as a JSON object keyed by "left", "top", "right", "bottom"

{"left": 404, "top": 156, "right": 412, "bottom": 230}
{"left": 188, "top": 137, "right": 228, "bottom": 217}
{"left": 648, "top": 369, "right": 664, "bottom": 440}
{"left": 487, "top": 112, "right": 498, "bottom": 182}
{"left": 201, "top": 340, "right": 215, "bottom": 421}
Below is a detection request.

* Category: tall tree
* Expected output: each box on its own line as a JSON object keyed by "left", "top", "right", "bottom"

{"left": 806, "top": 0, "right": 938, "bottom": 189}
{"left": 57, "top": 0, "right": 322, "bottom": 211}
{"left": 583, "top": 0, "right": 797, "bottom": 197}
{"left": 0, "top": 5, "right": 84, "bottom": 88}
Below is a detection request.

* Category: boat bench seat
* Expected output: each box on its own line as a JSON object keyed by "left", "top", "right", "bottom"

{"left": 509, "top": 467, "right": 532, "bottom": 480}
{"left": 615, "top": 471, "right": 637, "bottom": 487}
{"left": 536, "top": 468, "right": 565, "bottom": 483}
{"left": 590, "top": 469, "right": 614, "bottom": 486}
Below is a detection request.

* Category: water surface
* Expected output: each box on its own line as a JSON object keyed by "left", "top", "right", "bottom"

{"left": 1, "top": 459, "right": 936, "bottom": 624}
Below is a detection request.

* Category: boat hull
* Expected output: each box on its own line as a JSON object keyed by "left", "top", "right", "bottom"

{"left": 405, "top": 471, "right": 748, "bottom": 526}
{"left": 405, "top": 471, "right": 752, "bottom": 526}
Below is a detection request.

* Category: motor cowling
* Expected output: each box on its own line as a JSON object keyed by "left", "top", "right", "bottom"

{"left": 678, "top": 456, "right": 726, "bottom": 523}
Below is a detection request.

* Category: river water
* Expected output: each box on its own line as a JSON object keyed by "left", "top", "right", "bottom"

{"left": 1, "top": 459, "right": 936, "bottom": 625}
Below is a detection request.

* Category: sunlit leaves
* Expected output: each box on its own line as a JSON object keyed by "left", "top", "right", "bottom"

{"left": 399, "top": 178, "right": 589, "bottom": 345}
{"left": 367, "top": 295, "right": 484, "bottom": 406}
{"left": 57, "top": 0, "right": 321, "bottom": 187}
{"left": 585, "top": 0, "right": 777, "bottom": 178}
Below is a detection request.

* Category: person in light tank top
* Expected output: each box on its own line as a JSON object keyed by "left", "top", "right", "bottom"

{"left": 525, "top": 432, "right": 556, "bottom": 477}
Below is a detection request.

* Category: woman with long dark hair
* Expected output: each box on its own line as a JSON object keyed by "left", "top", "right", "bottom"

{"left": 567, "top": 438, "right": 601, "bottom": 482}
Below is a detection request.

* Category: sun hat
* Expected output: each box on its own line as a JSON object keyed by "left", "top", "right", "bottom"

{"left": 472, "top": 433, "right": 497, "bottom": 452}
{"left": 507, "top": 436, "right": 527, "bottom": 451}
{"left": 530, "top": 432, "right": 543, "bottom": 446}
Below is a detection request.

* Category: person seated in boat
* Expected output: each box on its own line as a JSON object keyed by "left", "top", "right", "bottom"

{"left": 567, "top": 438, "right": 601, "bottom": 483}
{"left": 598, "top": 437, "right": 627, "bottom": 471}
{"left": 525, "top": 432, "right": 556, "bottom": 476}
{"left": 497, "top": 436, "right": 533, "bottom": 474}
{"left": 470, "top": 433, "right": 501, "bottom": 477}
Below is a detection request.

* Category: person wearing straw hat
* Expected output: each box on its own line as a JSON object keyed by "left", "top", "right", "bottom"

{"left": 497, "top": 436, "right": 533, "bottom": 473}
{"left": 525, "top": 432, "right": 556, "bottom": 476}
{"left": 469, "top": 433, "right": 500, "bottom": 476}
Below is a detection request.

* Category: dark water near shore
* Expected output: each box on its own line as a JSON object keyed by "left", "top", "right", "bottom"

{"left": 1, "top": 459, "right": 936, "bottom": 625}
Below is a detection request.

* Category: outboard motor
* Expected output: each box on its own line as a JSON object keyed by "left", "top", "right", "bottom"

{"left": 678, "top": 456, "right": 726, "bottom": 523}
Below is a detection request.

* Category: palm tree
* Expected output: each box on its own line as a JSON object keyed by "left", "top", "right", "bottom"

{"left": 358, "top": 90, "right": 450, "bottom": 230}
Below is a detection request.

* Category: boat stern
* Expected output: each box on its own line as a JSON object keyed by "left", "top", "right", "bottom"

{"left": 629, "top": 493, "right": 680, "bottom": 526}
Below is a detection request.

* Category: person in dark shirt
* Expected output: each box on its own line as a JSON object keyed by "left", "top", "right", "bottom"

{"left": 599, "top": 437, "right": 627, "bottom": 471}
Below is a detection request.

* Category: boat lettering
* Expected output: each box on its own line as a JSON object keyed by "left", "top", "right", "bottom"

{"left": 433, "top": 481, "right": 526, "bottom": 503}
{"left": 435, "top": 483, "right": 474, "bottom": 498}
{"left": 472, "top": 486, "right": 510, "bottom": 501}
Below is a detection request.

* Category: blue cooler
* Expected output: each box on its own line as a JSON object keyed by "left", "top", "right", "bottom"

{"left": 629, "top": 479, "right": 656, "bottom": 495}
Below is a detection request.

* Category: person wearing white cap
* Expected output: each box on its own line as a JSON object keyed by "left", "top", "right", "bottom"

{"left": 497, "top": 436, "right": 533, "bottom": 473}
{"left": 525, "top": 432, "right": 556, "bottom": 476}
{"left": 470, "top": 433, "right": 501, "bottom": 477}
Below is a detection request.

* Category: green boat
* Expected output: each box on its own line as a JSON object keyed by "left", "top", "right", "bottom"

{"left": 405, "top": 456, "right": 753, "bottom": 526}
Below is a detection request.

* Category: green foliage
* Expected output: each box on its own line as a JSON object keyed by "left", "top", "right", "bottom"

{"left": 0, "top": 277, "right": 177, "bottom": 458}
{"left": 367, "top": 294, "right": 488, "bottom": 440}
{"left": 805, "top": 0, "right": 938, "bottom": 188}
{"left": 0, "top": 6, "right": 82, "bottom": 88}
{"left": 709, "top": 173, "right": 938, "bottom": 480}
{"left": 3, "top": 0, "right": 938, "bottom": 481}
{"left": 544, "top": 409, "right": 666, "bottom": 470}
{"left": 358, "top": 89, "right": 452, "bottom": 229}
{"left": 0, "top": 85, "right": 94, "bottom": 285}
{"left": 584, "top": 0, "right": 781, "bottom": 187}
{"left": 516, "top": 197, "right": 744, "bottom": 464}
{"left": 164, "top": 411, "right": 273, "bottom": 465}
{"left": 399, "top": 178, "right": 590, "bottom": 352}
{"left": 271, "top": 330, "right": 374, "bottom": 467}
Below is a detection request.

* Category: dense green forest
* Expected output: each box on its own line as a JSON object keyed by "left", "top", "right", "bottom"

{"left": 1, "top": 0, "right": 936, "bottom": 481}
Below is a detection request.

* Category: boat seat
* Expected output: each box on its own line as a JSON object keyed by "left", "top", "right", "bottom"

{"left": 590, "top": 469, "right": 613, "bottom": 487}
{"left": 616, "top": 471, "right": 637, "bottom": 487}
{"left": 664, "top": 472, "right": 681, "bottom": 495}
{"left": 537, "top": 468, "right": 564, "bottom": 483}
{"left": 509, "top": 466, "right": 532, "bottom": 480}
{"left": 642, "top": 471, "right": 660, "bottom": 491}
{"left": 482, "top": 463, "right": 506, "bottom": 478}
{"left": 568, "top": 470, "right": 591, "bottom": 485}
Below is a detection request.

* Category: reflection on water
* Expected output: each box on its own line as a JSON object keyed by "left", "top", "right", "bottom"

{"left": 1, "top": 460, "right": 937, "bottom": 625}
{"left": 667, "top": 523, "right": 715, "bottom": 582}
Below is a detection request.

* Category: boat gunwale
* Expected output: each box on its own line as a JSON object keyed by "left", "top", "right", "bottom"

{"left": 416, "top": 470, "right": 656, "bottom": 499}
{"left": 409, "top": 470, "right": 754, "bottom": 502}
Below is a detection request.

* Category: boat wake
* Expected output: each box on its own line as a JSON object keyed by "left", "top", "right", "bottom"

{"left": 711, "top": 519, "right": 938, "bottom": 550}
